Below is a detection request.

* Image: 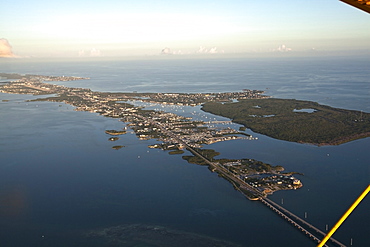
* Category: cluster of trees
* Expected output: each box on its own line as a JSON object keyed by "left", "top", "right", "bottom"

{"left": 202, "top": 98, "right": 370, "bottom": 145}
{"left": 182, "top": 149, "right": 221, "bottom": 166}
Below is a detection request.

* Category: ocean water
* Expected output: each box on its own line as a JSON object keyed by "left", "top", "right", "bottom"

{"left": 0, "top": 56, "right": 369, "bottom": 247}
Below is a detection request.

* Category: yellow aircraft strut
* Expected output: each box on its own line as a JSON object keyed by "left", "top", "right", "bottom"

{"left": 317, "top": 184, "right": 370, "bottom": 247}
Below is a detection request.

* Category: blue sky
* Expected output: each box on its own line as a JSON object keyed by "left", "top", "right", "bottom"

{"left": 1, "top": 0, "right": 369, "bottom": 57}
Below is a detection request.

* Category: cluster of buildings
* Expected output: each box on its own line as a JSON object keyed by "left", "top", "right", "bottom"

{"left": 0, "top": 75, "right": 260, "bottom": 150}
{"left": 222, "top": 160, "right": 302, "bottom": 195}
{"left": 0, "top": 75, "right": 88, "bottom": 95}
{"left": 0, "top": 74, "right": 302, "bottom": 197}
{"left": 142, "top": 90, "right": 269, "bottom": 106}
{"left": 126, "top": 109, "right": 252, "bottom": 149}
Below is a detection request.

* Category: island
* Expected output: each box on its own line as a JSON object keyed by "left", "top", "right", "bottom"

{"left": 0, "top": 73, "right": 305, "bottom": 199}
{"left": 105, "top": 129, "right": 127, "bottom": 136}
{"left": 2, "top": 72, "right": 369, "bottom": 198}
{"left": 202, "top": 98, "right": 370, "bottom": 145}
{"left": 182, "top": 148, "right": 302, "bottom": 199}
{"left": 3, "top": 73, "right": 369, "bottom": 199}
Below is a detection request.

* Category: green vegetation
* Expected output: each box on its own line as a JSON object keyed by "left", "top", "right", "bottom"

{"left": 0, "top": 73, "right": 24, "bottom": 79}
{"left": 105, "top": 130, "right": 127, "bottom": 135}
{"left": 202, "top": 98, "right": 370, "bottom": 145}
{"left": 182, "top": 149, "right": 220, "bottom": 166}
{"left": 112, "top": 145, "right": 124, "bottom": 150}
{"left": 239, "top": 126, "right": 246, "bottom": 131}
{"left": 181, "top": 149, "right": 302, "bottom": 195}
{"left": 182, "top": 149, "right": 282, "bottom": 172}
{"left": 169, "top": 150, "right": 185, "bottom": 155}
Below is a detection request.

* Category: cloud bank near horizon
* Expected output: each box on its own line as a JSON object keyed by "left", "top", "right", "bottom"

{"left": 0, "top": 39, "right": 16, "bottom": 57}
{"left": 161, "top": 46, "right": 224, "bottom": 55}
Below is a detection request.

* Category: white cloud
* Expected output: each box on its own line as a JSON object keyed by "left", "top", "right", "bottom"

{"left": 196, "top": 46, "right": 223, "bottom": 54}
{"left": 274, "top": 44, "right": 292, "bottom": 52}
{"left": 161, "top": 47, "right": 172, "bottom": 55}
{"left": 78, "top": 48, "right": 102, "bottom": 57}
{"left": 172, "top": 50, "right": 183, "bottom": 55}
{"left": 0, "top": 39, "right": 16, "bottom": 57}
{"left": 209, "top": 47, "right": 218, "bottom": 54}
{"left": 161, "top": 46, "right": 225, "bottom": 55}
{"left": 90, "top": 48, "right": 101, "bottom": 57}
{"left": 196, "top": 46, "right": 208, "bottom": 53}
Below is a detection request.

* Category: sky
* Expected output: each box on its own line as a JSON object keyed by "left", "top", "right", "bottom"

{"left": 0, "top": 0, "right": 369, "bottom": 58}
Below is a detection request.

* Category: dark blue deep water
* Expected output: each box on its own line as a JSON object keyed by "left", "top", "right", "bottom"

{"left": 0, "top": 56, "right": 369, "bottom": 247}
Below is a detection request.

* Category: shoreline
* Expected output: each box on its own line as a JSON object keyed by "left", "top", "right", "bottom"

{"left": 201, "top": 99, "right": 370, "bottom": 146}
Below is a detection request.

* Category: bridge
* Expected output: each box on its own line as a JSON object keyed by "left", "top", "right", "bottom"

{"left": 260, "top": 198, "right": 324, "bottom": 243}
{"left": 132, "top": 113, "right": 346, "bottom": 247}
{"left": 260, "top": 197, "right": 346, "bottom": 247}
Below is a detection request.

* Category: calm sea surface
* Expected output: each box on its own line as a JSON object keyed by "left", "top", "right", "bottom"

{"left": 0, "top": 56, "right": 369, "bottom": 247}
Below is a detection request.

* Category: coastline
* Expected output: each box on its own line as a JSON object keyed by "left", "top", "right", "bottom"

{"left": 201, "top": 99, "right": 370, "bottom": 146}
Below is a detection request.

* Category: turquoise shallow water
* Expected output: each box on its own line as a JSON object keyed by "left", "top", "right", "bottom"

{"left": 0, "top": 56, "right": 369, "bottom": 246}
